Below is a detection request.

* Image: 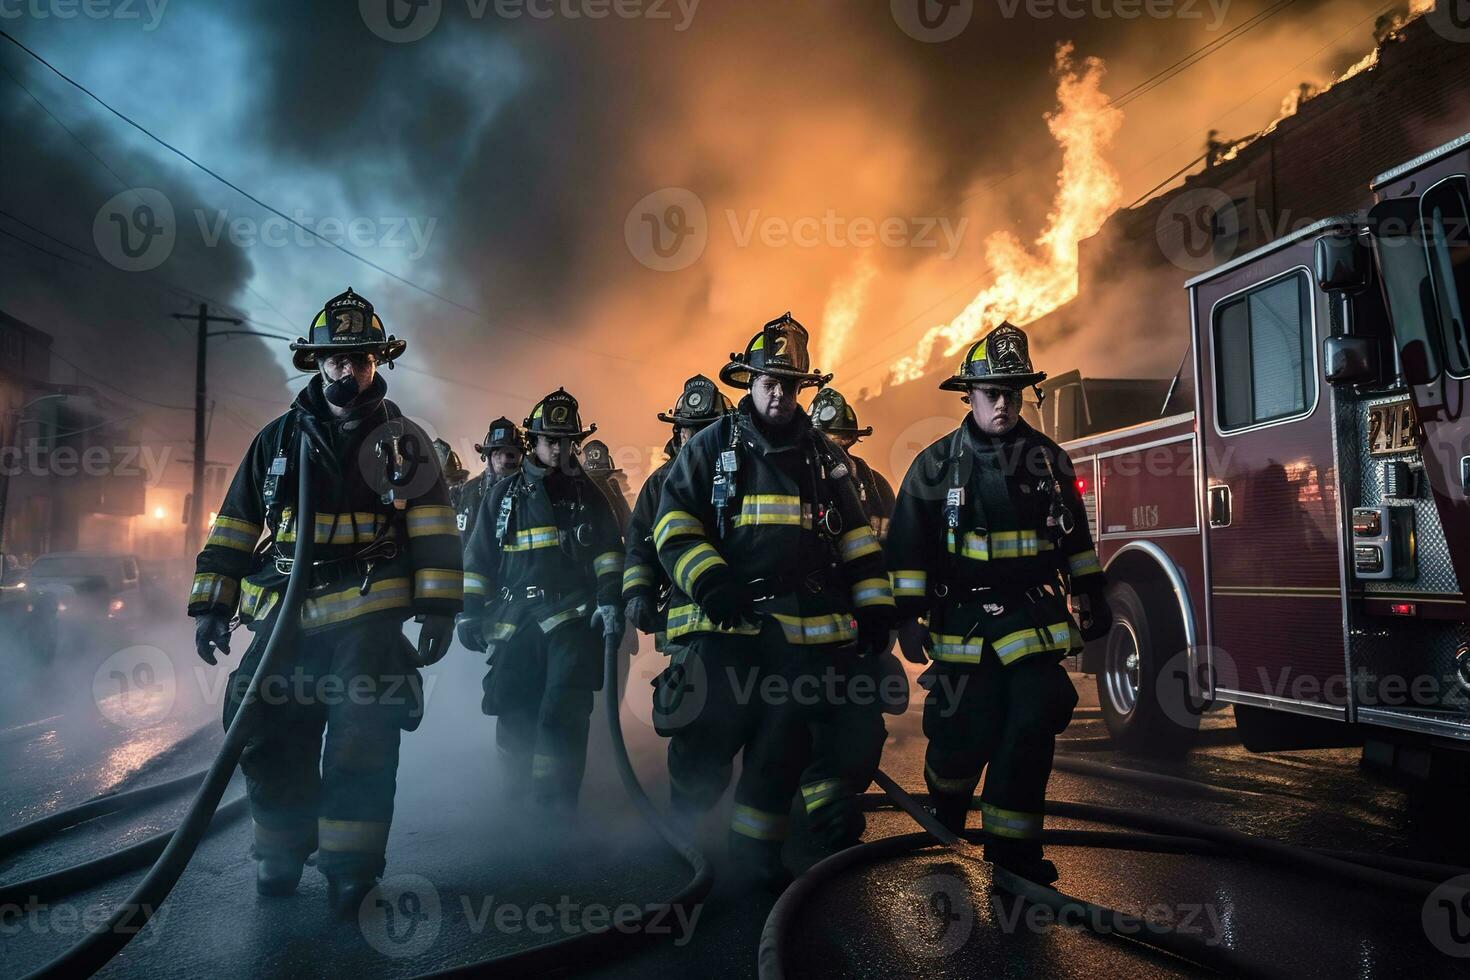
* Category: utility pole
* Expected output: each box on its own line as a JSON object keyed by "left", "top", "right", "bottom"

{"left": 172, "top": 304, "right": 241, "bottom": 557}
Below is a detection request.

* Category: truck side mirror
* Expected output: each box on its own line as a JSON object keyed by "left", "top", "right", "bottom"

{"left": 1323, "top": 335, "right": 1378, "bottom": 386}
{"left": 1315, "top": 229, "right": 1370, "bottom": 293}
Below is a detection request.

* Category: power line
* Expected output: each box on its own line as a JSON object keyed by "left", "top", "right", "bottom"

{"left": 0, "top": 29, "right": 643, "bottom": 365}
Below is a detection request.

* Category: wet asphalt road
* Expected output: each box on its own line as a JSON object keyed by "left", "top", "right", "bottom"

{"left": 3, "top": 620, "right": 1470, "bottom": 979}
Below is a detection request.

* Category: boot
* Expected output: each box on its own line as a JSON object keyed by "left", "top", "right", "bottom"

{"left": 985, "top": 839, "right": 1059, "bottom": 886}
{"left": 727, "top": 834, "right": 794, "bottom": 894}
{"left": 255, "top": 854, "right": 304, "bottom": 897}
{"left": 327, "top": 875, "right": 379, "bottom": 918}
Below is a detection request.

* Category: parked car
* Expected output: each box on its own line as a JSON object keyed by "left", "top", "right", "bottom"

{"left": 0, "top": 552, "right": 57, "bottom": 662}
{"left": 24, "top": 552, "right": 147, "bottom": 643}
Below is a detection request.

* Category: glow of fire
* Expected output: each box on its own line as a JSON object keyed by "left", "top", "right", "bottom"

{"left": 890, "top": 43, "right": 1123, "bottom": 386}
{"left": 817, "top": 253, "right": 878, "bottom": 373}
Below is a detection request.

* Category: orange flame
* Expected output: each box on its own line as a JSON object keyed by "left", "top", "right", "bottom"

{"left": 817, "top": 253, "right": 878, "bottom": 372}
{"left": 890, "top": 43, "right": 1123, "bottom": 385}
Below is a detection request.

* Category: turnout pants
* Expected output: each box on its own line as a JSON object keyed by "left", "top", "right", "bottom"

{"left": 920, "top": 650, "right": 1077, "bottom": 862}
{"left": 224, "top": 614, "right": 423, "bottom": 881}
{"left": 481, "top": 613, "right": 603, "bottom": 811}
{"left": 657, "top": 620, "right": 853, "bottom": 876}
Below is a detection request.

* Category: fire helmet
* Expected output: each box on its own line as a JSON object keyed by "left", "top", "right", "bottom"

{"left": 474, "top": 416, "right": 524, "bottom": 457}
{"left": 523, "top": 387, "right": 597, "bottom": 441}
{"left": 581, "top": 439, "right": 620, "bottom": 476}
{"left": 657, "top": 374, "right": 734, "bottom": 428}
{"left": 938, "top": 321, "right": 1046, "bottom": 391}
{"left": 432, "top": 439, "right": 469, "bottom": 484}
{"left": 290, "top": 287, "right": 406, "bottom": 372}
{"left": 809, "top": 387, "right": 872, "bottom": 438}
{"left": 719, "top": 312, "right": 833, "bottom": 391}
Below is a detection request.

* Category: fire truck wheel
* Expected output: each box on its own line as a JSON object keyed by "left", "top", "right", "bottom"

{"left": 1095, "top": 580, "right": 1200, "bottom": 756}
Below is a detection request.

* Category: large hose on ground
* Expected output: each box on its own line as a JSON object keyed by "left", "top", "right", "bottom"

{"left": 22, "top": 433, "right": 317, "bottom": 980}
{"left": 415, "top": 630, "right": 713, "bottom": 978}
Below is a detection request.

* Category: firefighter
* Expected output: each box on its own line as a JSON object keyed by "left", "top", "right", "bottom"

{"left": 653, "top": 313, "right": 895, "bottom": 890}
{"left": 887, "top": 321, "right": 1111, "bottom": 885}
{"left": 809, "top": 387, "right": 896, "bottom": 539}
{"left": 461, "top": 388, "right": 626, "bottom": 811}
{"left": 582, "top": 438, "right": 633, "bottom": 532}
{"left": 622, "top": 374, "right": 733, "bottom": 652}
{"left": 456, "top": 417, "right": 524, "bottom": 540}
{"left": 798, "top": 384, "right": 907, "bottom": 851}
{"left": 189, "top": 287, "right": 461, "bottom": 912}
{"left": 433, "top": 438, "right": 470, "bottom": 512}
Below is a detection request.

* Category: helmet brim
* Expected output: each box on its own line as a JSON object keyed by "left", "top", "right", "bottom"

{"left": 524, "top": 424, "right": 598, "bottom": 442}
{"left": 720, "top": 360, "right": 831, "bottom": 391}
{"left": 291, "top": 337, "right": 406, "bottom": 373}
{"left": 938, "top": 370, "right": 1046, "bottom": 392}
{"left": 816, "top": 424, "right": 873, "bottom": 438}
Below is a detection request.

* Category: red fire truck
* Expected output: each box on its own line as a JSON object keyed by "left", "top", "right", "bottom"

{"left": 1040, "top": 132, "right": 1470, "bottom": 774}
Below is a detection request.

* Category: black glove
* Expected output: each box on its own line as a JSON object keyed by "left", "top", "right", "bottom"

{"left": 590, "top": 603, "right": 626, "bottom": 639}
{"left": 1075, "top": 589, "right": 1114, "bottom": 642}
{"left": 855, "top": 607, "right": 896, "bottom": 657}
{"left": 701, "top": 580, "right": 756, "bottom": 630}
{"left": 194, "top": 614, "right": 232, "bottom": 666}
{"left": 415, "top": 614, "right": 455, "bottom": 666}
{"left": 456, "top": 615, "right": 486, "bottom": 653}
{"left": 625, "top": 595, "right": 655, "bottom": 635}
{"left": 897, "top": 618, "right": 932, "bottom": 665}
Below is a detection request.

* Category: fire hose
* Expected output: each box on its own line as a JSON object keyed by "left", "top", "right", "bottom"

{"left": 17, "top": 432, "right": 319, "bottom": 980}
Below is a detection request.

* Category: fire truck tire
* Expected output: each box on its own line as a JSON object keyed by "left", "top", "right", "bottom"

{"left": 1096, "top": 580, "right": 1200, "bottom": 756}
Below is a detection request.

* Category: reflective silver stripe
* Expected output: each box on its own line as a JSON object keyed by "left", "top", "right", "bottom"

{"left": 464, "top": 572, "right": 490, "bottom": 595}
{"left": 538, "top": 603, "right": 588, "bottom": 633}
{"left": 594, "top": 551, "right": 623, "bottom": 577}
{"left": 730, "top": 804, "right": 789, "bottom": 841}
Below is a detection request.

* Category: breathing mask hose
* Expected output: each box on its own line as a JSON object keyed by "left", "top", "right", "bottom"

{"left": 27, "top": 434, "right": 317, "bottom": 980}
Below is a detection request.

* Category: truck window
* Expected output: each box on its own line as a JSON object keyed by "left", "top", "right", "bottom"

{"left": 1212, "top": 271, "right": 1312, "bottom": 431}
{"left": 1371, "top": 195, "right": 1442, "bottom": 382}
{"left": 1422, "top": 176, "right": 1470, "bottom": 376}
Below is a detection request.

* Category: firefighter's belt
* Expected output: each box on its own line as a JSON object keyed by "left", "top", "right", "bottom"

{"left": 498, "top": 585, "right": 580, "bottom": 603}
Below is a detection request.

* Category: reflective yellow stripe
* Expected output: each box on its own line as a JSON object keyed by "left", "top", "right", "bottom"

{"left": 538, "top": 603, "right": 588, "bottom": 633}
{"left": 278, "top": 508, "right": 384, "bottom": 544}
{"left": 891, "top": 569, "right": 927, "bottom": 597}
{"left": 992, "top": 622, "right": 1073, "bottom": 665}
{"left": 317, "top": 818, "right": 390, "bottom": 853}
{"left": 929, "top": 632, "right": 985, "bottom": 663}
{"left": 770, "top": 612, "right": 858, "bottom": 646}
{"left": 665, "top": 603, "right": 762, "bottom": 639}
{"left": 238, "top": 578, "right": 278, "bottom": 621}
{"left": 654, "top": 510, "right": 705, "bottom": 549}
{"left": 490, "top": 622, "right": 516, "bottom": 641}
{"left": 980, "top": 801, "right": 1043, "bottom": 839}
{"left": 204, "top": 515, "right": 261, "bottom": 552}
{"left": 300, "top": 577, "right": 413, "bottom": 628}
{"left": 407, "top": 504, "right": 459, "bottom": 538}
{"left": 414, "top": 568, "right": 463, "bottom": 602}
{"left": 925, "top": 762, "right": 981, "bottom": 796}
{"left": 1068, "top": 549, "right": 1103, "bottom": 577}
{"left": 594, "top": 550, "right": 624, "bottom": 578}
{"left": 190, "top": 572, "right": 238, "bottom": 608}
{"left": 851, "top": 577, "right": 895, "bottom": 609}
{"left": 673, "top": 541, "right": 726, "bottom": 594}
{"left": 464, "top": 571, "right": 490, "bottom": 596}
{"left": 253, "top": 819, "right": 315, "bottom": 852}
{"left": 947, "top": 529, "right": 1055, "bottom": 561}
{"left": 623, "top": 563, "right": 655, "bottom": 592}
{"left": 504, "top": 525, "right": 559, "bottom": 551}
{"left": 733, "top": 494, "right": 808, "bottom": 528}
{"left": 730, "top": 804, "right": 789, "bottom": 841}
{"left": 801, "top": 779, "right": 844, "bottom": 813}
{"left": 839, "top": 526, "right": 881, "bottom": 561}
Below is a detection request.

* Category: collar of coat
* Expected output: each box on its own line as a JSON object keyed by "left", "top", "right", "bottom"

{"left": 294, "top": 372, "right": 389, "bottom": 427}
{"left": 736, "top": 395, "right": 813, "bottom": 454}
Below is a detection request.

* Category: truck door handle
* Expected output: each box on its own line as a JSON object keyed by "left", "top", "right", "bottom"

{"left": 1208, "top": 484, "right": 1232, "bottom": 528}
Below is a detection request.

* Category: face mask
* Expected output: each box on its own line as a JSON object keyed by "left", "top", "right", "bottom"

{"left": 323, "top": 373, "right": 360, "bottom": 408}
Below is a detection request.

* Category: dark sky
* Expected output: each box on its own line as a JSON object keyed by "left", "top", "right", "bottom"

{"left": 0, "top": 0, "right": 1408, "bottom": 481}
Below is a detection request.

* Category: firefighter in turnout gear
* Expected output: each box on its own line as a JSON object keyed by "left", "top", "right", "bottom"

{"left": 653, "top": 313, "right": 895, "bottom": 890}
{"left": 622, "top": 374, "right": 733, "bottom": 651}
{"left": 887, "top": 321, "right": 1111, "bottom": 885}
{"left": 809, "top": 387, "right": 896, "bottom": 540}
{"left": 456, "top": 417, "right": 524, "bottom": 541}
{"left": 799, "top": 384, "right": 907, "bottom": 850}
{"left": 582, "top": 438, "right": 633, "bottom": 532}
{"left": 189, "top": 287, "right": 462, "bottom": 913}
{"left": 462, "top": 388, "right": 626, "bottom": 811}
{"left": 433, "top": 438, "right": 470, "bottom": 512}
